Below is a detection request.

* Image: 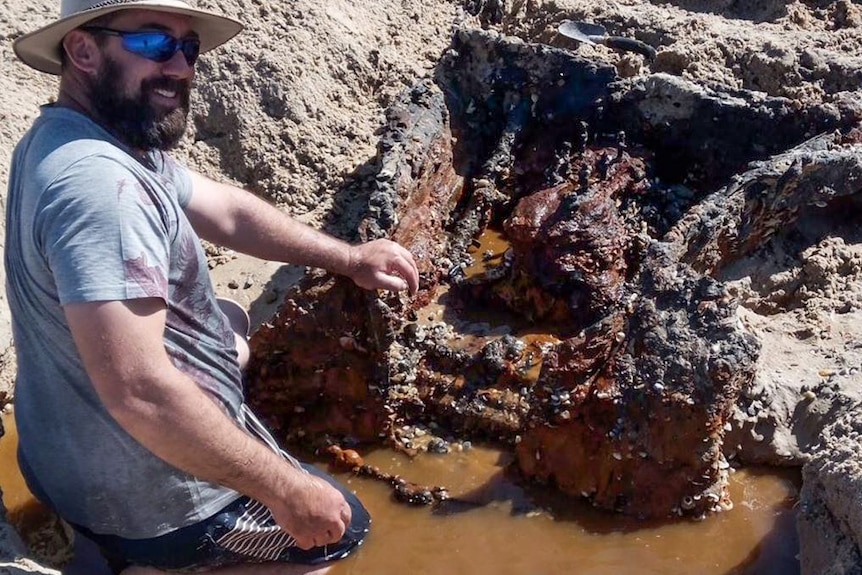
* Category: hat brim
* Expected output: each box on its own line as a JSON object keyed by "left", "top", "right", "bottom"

{"left": 13, "top": 1, "right": 243, "bottom": 75}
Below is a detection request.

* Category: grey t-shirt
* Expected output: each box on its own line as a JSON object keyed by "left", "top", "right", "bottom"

{"left": 5, "top": 106, "right": 244, "bottom": 539}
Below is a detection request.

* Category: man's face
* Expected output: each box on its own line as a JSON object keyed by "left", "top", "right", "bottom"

{"left": 86, "top": 10, "right": 197, "bottom": 151}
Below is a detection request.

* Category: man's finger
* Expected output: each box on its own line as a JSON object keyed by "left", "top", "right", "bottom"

{"left": 388, "top": 254, "right": 419, "bottom": 293}
{"left": 341, "top": 500, "right": 352, "bottom": 527}
{"left": 331, "top": 504, "right": 349, "bottom": 542}
{"left": 373, "top": 271, "right": 409, "bottom": 292}
{"left": 295, "top": 534, "right": 315, "bottom": 550}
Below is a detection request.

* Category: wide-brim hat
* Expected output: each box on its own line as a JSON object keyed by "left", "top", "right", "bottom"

{"left": 14, "top": 0, "right": 243, "bottom": 75}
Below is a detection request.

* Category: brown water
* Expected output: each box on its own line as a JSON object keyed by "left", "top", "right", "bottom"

{"left": 0, "top": 413, "right": 800, "bottom": 575}
{"left": 463, "top": 227, "right": 510, "bottom": 279}
{"left": 328, "top": 448, "right": 800, "bottom": 575}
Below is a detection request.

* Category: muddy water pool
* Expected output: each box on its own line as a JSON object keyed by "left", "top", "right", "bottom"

{"left": 328, "top": 447, "right": 799, "bottom": 575}
{"left": 0, "top": 413, "right": 799, "bottom": 574}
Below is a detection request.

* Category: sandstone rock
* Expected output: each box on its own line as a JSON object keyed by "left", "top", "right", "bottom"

{"left": 799, "top": 403, "right": 862, "bottom": 575}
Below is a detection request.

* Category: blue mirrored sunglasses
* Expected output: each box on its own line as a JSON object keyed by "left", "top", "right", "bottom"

{"left": 81, "top": 26, "right": 201, "bottom": 66}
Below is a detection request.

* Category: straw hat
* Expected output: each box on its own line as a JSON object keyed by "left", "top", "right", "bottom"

{"left": 13, "top": 0, "right": 243, "bottom": 75}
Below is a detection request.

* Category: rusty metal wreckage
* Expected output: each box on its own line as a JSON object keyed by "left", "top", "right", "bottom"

{"left": 245, "top": 29, "right": 862, "bottom": 520}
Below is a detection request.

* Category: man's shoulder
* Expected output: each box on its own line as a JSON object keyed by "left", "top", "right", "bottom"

{"left": 21, "top": 106, "right": 125, "bottom": 164}
{"left": 43, "top": 114, "right": 105, "bottom": 143}
{"left": 16, "top": 113, "right": 140, "bottom": 189}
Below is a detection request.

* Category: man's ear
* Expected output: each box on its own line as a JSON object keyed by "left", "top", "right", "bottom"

{"left": 61, "top": 30, "right": 101, "bottom": 74}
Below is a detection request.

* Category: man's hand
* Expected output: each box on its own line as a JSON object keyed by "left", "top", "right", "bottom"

{"left": 269, "top": 471, "right": 352, "bottom": 550}
{"left": 347, "top": 239, "right": 419, "bottom": 294}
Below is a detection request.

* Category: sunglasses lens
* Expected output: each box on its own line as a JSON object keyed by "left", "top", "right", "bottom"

{"left": 122, "top": 32, "right": 200, "bottom": 65}
{"left": 181, "top": 39, "right": 201, "bottom": 65}
{"left": 122, "top": 32, "right": 176, "bottom": 62}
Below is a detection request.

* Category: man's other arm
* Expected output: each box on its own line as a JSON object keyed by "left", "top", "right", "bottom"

{"left": 64, "top": 298, "right": 350, "bottom": 549}
{"left": 184, "top": 172, "right": 419, "bottom": 293}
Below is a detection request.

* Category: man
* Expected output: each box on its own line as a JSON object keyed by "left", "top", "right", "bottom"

{"left": 6, "top": 1, "right": 419, "bottom": 573}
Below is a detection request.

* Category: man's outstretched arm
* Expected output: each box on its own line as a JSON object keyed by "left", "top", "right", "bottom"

{"left": 184, "top": 172, "right": 419, "bottom": 293}
{"left": 64, "top": 297, "right": 350, "bottom": 550}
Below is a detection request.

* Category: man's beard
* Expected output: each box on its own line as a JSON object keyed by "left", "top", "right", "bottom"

{"left": 89, "top": 57, "right": 191, "bottom": 151}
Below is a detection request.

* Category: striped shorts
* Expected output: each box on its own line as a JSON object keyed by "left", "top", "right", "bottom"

{"left": 73, "top": 460, "right": 371, "bottom": 573}
{"left": 70, "top": 407, "right": 371, "bottom": 572}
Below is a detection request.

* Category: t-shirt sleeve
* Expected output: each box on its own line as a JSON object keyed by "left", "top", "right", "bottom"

{"left": 36, "top": 155, "right": 175, "bottom": 305}
{"left": 158, "top": 152, "right": 193, "bottom": 207}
